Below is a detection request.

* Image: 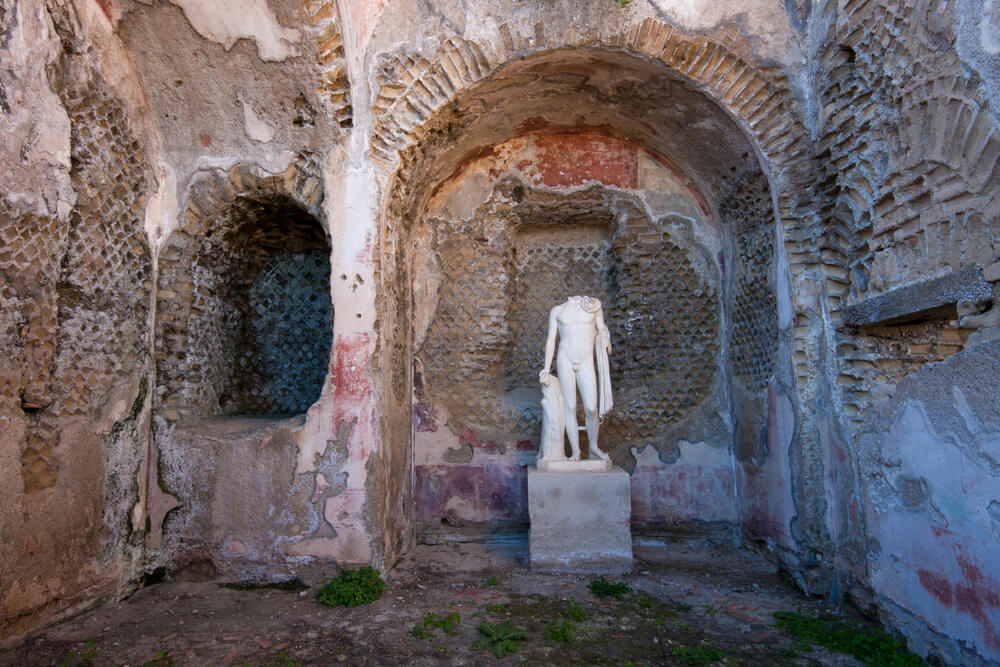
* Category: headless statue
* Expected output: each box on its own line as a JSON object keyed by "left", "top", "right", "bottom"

{"left": 538, "top": 295, "right": 613, "bottom": 461}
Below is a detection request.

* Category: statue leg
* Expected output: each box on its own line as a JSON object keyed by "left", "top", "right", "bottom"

{"left": 577, "top": 362, "right": 607, "bottom": 459}
{"left": 556, "top": 355, "right": 580, "bottom": 460}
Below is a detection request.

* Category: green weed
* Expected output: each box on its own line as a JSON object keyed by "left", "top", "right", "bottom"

{"left": 486, "top": 603, "right": 508, "bottom": 614}
{"left": 316, "top": 566, "right": 386, "bottom": 607}
{"left": 141, "top": 648, "right": 179, "bottom": 667}
{"left": 473, "top": 620, "right": 528, "bottom": 658}
{"left": 485, "top": 576, "right": 499, "bottom": 587}
{"left": 546, "top": 618, "right": 575, "bottom": 641}
{"left": 636, "top": 591, "right": 658, "bottom": 609}
{"left": 773, "top": 610, "right": 924, "bottom": 666}
{"left": 588, "top": 576, "right": 630, "bottom": 599}
{"left": 59, "top": 639, "right": 99, "bottom": 667}
{"left": 412, "top": 612, "right": 461, "bottom": 639}
{"left": 671, "top": 644, "right": 727, "bottom": 665}
{"left": 565, "top": 596, "right": 587, "bottom": 621}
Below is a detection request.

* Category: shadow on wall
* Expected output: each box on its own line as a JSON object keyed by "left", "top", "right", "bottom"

{"left": 157, "top": 191, "right": 332, "bottom": 419}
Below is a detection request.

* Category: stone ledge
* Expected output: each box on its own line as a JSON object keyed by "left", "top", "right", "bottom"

{"left": 843, "top": 266, "right": 995, "bottom": 327}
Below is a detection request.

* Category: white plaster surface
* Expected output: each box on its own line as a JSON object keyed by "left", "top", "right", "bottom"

{"left": 677, "top": 439, "right": 730, "bottom": 466}
{"left": 144, "top": 163, "right": 179, "bottom": 248}
{"left": 869, "top": 399, "right": 1000, "bottom": 660}
{"left": 168, "top": 0, "right": 302, "bottom": 61}
{"left": 241, "top": 100, "right": 276, "bottom": 143}
{"left": 982, "top": 0, "right": 1000, "bottom": 53}
{"left": 0, "top": 0, "right": 73, "bottom": 218}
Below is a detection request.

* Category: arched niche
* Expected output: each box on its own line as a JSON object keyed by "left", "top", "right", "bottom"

{"left": 156, "top": 166, "right": 332, "bottom": 421}
{"left": 378, "top": 46, "right": 785, "bottom": 546}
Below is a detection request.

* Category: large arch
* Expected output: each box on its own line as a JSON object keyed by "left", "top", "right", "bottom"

{"left": 371, "top": 28, "right": 818, "bottom": 559}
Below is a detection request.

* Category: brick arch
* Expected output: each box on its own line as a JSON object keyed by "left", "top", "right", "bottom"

{"left": 305, "top": 0, "right": 352, "bottom": 127}
{"left": 370, "top": 18, "right": 817, "bottom": 234}
{"left": 155, "top": 155, "right": 329, "bottom": 421}
{"left": 371, "top": 18, "right": 828, "bottom": 556}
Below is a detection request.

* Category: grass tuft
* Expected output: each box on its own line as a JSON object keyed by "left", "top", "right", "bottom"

{"left": 588, "top": 576, "right": 630, "bottom": 599}
{"left": 473, "top": 620, "right": 528, "bottom": 658}
{"left": 316, "top": 567, "right": 386, "bottom": 608}
{"left": 773, "top": 610, "right": 924, "bottom": 666}
{"left": 412, "top": 611, "right": 461, "bottom": 639}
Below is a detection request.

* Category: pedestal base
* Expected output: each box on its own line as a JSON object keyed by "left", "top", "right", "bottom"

{"left": 536, "top": 458, "right": 612, "bottom": 472}
{"left": 527, "top": 465, "right": 632, "bottom": 574}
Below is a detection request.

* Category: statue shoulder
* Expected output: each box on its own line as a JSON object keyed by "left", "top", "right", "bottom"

{"left": 581, "top": 296, "right": 601, "bottom": 313}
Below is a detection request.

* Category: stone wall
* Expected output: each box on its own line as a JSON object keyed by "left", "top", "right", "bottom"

{"left": 811, "top": 0, "right": 1000, "bottom": 660}
{"left": 403, "top": 129, "right": 746, "bottom": 536}
{"left": 1, "top": 0, "right": 154, "bottom": 640}
{"left": 2, "top": 0, "right": 999, "bottom": 661}
{"left": 154, "top": 164, "right": 330, "bottom": 419}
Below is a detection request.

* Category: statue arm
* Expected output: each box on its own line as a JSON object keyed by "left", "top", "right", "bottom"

{"left": 595, "top": 306, "right": 611, "bottom": 353}
{"left": 541, "top": 307, "right": 558, "bottom": 376}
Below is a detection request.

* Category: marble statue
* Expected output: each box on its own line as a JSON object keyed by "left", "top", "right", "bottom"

{"left": 538, "top": 371, "right": 566, "bottom": 461}
{"left": 538, "top": 295, "right": 613, "bottom": 465}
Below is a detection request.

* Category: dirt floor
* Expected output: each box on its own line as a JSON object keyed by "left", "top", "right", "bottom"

{"left": 1, "top": 536, "right": 885, "bottom": 666}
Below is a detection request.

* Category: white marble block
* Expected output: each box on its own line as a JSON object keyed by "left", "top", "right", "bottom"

{"left": 527, "top": 465, "right": 632, "bottom": 574}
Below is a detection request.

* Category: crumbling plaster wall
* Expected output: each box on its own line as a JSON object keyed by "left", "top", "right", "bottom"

{"left": 0, "top": 0, "right": 161, "bottom": 641}
{"left": 113, "top": 0, "right": 385, "bottom": 581}
{"left": 3, "top": 0, "right": 999, "bottom": 661}
{"left": 409, "top": 137, "right": 736, "bottom": 535}
{"left": 807, "top": 0, "right": 1000, "bottom": 661}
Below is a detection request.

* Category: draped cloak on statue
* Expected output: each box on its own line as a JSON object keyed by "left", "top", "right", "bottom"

{"left": 581, "top": 296, "right": 613, "bottom": 420}
{"left": 596, "top": 324, "right": 613, "bottom": 419}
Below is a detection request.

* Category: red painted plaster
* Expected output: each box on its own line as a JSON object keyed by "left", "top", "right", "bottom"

{"left": 533, "top": 133, "right": 638, "bottom": 189}
{"left": 430, "top": 129, "right": 713, "bottom": 221}
{"left": 412, "top": 364, "right": 438, "bottom": 432}
{"left": 917, "top": 551, "right": 1000, "bottom": 649}
{"left": 460, "top": 428, "right": 500, "bottom": 454}
{"left": 331, "top": 332, "right": 371, "bottom": 401}
{"left": 413, "top": 464, "right": 528, "bottom": 525}
{"left": 918, "top": 569, "right": 954, "bottom": 607}
{"left": 94, "top": 0, "right": 113, "bottom": 22}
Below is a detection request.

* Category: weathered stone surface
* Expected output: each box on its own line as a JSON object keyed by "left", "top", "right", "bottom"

{"left": 3, "top": 0, "right": 1000, "bottom": 661}
{"left": 528, "top": 466, "right": 632, "bottom": 574}
{"left": 843, "top": 266, "right": 995, "bottom": 327}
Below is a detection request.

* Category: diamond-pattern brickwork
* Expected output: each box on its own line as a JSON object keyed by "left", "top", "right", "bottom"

{"left": 506, "top": 239, "right": 616, "bottom": 389}
{"left": 155, "top": 162, "right": 331, "bottom": 419}
{"left": 0, "top": 73, "right": 152, "bottom": 493}
{"left": 721, "top": 171, "right": 778, "bottom": 389}
{"left": 238, "top": 251, "right": 332, "bottom": 414}
{"left": 417, "top": 185, "right": 720, "bottom": 453}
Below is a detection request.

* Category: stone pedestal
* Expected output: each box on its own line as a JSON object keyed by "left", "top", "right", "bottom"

{"left": 527, "top": 465, "right": 632, "bottom": 574}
